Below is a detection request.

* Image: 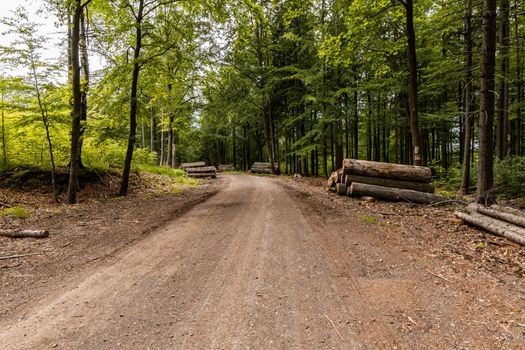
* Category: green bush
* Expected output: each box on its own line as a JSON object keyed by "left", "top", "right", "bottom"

{"left": 0, "top": 207, "right": 30, "bottom": 219}
{"left": 495, "top": 156, "right": 525, "bottom": 198}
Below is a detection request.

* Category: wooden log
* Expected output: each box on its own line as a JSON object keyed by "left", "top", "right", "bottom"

{"left": 336, "top": 183, "right": 347, "bottom": 196}
{"left": 490, "top": 205, "right": 525, "bottom": 219}
{"left": 185, "top": 166, "right": 217, "bottom": 173}
{"left": 0, "top": 230, "right": 49, "bottom": 238}
{"left": 250, "top": 168, "right": 272, "bottom": 174}
{"left": 342, "top": 159, "right": 432, "bottom": 183}
{"left": 187, "top": 173, "right": 217, "bottom": 178}
{"left": 349, "top": 183, "right": 445, "bottom": 204}
{"left": 180, "top": 162, "right": 206, "bottom": 169}
{"left": 467, "top": 204, "right": 525, "bottom": 228}
{"left": 344, "top": 174, "right": 435, "bottom": 193}
{"left": 218, "top": 165, "right": 234, "bottom": 172}
{"left": 455, "top": 211, "right": 525, "bottom": 246}
{"left": 327, "top": 172, "right": 338, "bottom": 188}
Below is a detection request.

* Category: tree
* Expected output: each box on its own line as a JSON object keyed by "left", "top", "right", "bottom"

{"left": 67, "top": 0, "right": 93, "bottom": 204}
{"left": 477, "top": 0, "right": 497, "bottom": 203}
{"left": 398, "top": 0, "right": 423, "bottom": 166}
{"left": 460, "top": 0, "right": 474, "bottom": 194}
{"left": 1, "top": 7, "right": 61, "bottom": 202}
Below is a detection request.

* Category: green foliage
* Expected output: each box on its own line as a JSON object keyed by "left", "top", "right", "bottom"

{"left": 0, "top": 207, "right": 30, "bottom": 219}
{"left": 495, "top": 157, "right": 525, "bottom": 198}
{"left": 134, "top": 164, "right": 186, "bottom": 178}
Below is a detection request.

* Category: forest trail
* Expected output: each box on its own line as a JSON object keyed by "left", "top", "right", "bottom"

{"left": 0, "top": 175, "right": 523, "bottom": 349}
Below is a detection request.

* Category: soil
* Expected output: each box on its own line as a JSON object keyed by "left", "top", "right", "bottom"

{"left": 0, "top": 174, "right": 524, "bottom": 349}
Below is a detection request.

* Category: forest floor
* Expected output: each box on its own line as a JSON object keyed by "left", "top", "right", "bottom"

{"left": 0, "top": 173, "right": 524, "bottom": 349}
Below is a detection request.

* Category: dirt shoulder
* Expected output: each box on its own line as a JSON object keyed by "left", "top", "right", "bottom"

{"left": 276, "top": 176, "right": 525, "bottom": 349}
{"left": 0, "top": 174, "right": 222, "bottom": 321}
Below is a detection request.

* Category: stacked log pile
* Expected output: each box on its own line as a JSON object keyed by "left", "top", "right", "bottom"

{"left": 250, "top": 162, "right": 279, "bottom": 174}
{"left": 185, "top": 166, "right": 217, "bottom": 178}
{"left": 180, "top": 162, "right": 206, "bottom": 170}
{"left": 455, "top": 204, "right": 525, "bottom": 246}
{"left": 218, "top": 164, "right": 235, "bottom": 172}
{"left": 328, "top": 159, "right": 444, "bottom": 204}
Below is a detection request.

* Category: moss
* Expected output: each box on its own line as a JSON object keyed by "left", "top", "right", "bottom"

{"left": 361, "top": 215, "right": 379, "bottom": 225}
{"left": 0, "top": 207, "right": 30, "bottom": 219}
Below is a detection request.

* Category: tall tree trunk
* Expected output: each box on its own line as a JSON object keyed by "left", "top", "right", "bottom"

{"left": 515, "top": 0, "right": 523, "bottom": 156}
{"left": 67, "top": 0, "right": 83, "bottom": 204}
{"left": 322, "top": 125, "right": 328, "bottom": 177}
{"left": 1, "top": 93, "right": 6, "bottom": 169}
{"left": 78, "top": 9, "right": 89, "bottom": 169}
{"left": 461, "top": 0, "right": 473, "bottom": 194}
{"left": 401, "top": 0, "right": 423, "bottom": 166}
{"left": 232, "top": 123, "right": 236, "bottom": 169}
{"left": 150, "top": 108, "right": 157, "bottom": 153}
{"left": 30, "top": 52, "right": 57, "bottom": 202}
{"left": 353, "top": 89, "right": 359, "bottom": 159}
{"left": 496, "top": 0, "right": 509, "bottom": 160}
{"left": 477, "top": 0, "right": 497, "bottom": 204}
{"left": 119, "top": 0, "right": 144, "bottom": 196}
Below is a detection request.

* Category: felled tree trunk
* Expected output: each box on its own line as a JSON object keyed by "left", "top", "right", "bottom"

{"left": 349, "top": 183, "right": 444, "bottom": 204}
{"left": 345, "top": 174, "right": 435, "bottom": 193}
{"left": 490, "top": 205, "right": 525, "bottom": 219}
{"left": 455, "top": 211, "right": 525, "bottom": 246}
{"left": 342, "top": 159, "right": 432, "bottom": 183}
{"left": 467, "top": 203, "right": 525, "bottom": 228}
{"left": 336, "top": 183, "right": 347, "bottom": 196}
{"left": 0, "top": 230, "right": 49, "bottom": 238}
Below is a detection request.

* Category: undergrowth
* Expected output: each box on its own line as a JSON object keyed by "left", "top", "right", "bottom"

{"left": 0, "top": 207, "right": 30, "bottom": 219}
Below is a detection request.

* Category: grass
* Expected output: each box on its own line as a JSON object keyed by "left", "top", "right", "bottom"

{"left": 361, "top": 215, "right": 379, "bottom": 224}
{"left": 134, "top": 164, "right": 200, "bottom": 189}
{"left": 134, "top": 164, "right": 187, "bottom": 177}
{"left": 0, "top": 207, "right": 30, "bottom": 219}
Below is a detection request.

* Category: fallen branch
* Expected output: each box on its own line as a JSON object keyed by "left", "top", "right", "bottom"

{"left": 0, "top": 230, "right": 49, "bottom": 238}
{"left": 0, "top": 253, "right": 42, "bottom": 261}
{"left": 426, "top": 270, "right": 453, "bottom": 283}
{"left": 324, "top": 314, "right": 344, "bottom": 341}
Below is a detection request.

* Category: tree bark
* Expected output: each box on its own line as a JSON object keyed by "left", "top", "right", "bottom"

{"left": 496, "top": 0, "right": 509, "bottom": 160}
{"left": 345, "top": 174, "right": 435, "bottom": 193}
{"left": 67, "top": 0, "right": 84, "bottom": 204}
{"left": 477, "top": 0, "right": 497, "bottom": 204}
{"left": 342, "top": 159, "right": 432, "bottom": 183}
{"left": 455, "top": 211, "right": 525, "bottom": 246}
{"left": 349, "top": 182, "right": 444, "bottom": 204}
{"left": 0, "top": 230, "right": 49, "bottom": 238}
{"left": 400, "top": 0, "right": 423, "bottom": 166}
{"left": 119, "top": 0, "right": 144, "bottom": 196}
{"left": 461, "top": 0, "right": 473, "bottom": 194}
{"left": 78, "top": 9, "right": 89, "bottom": 169}
{"left": 467, "top": 203, "right": 525, "bottom": 228}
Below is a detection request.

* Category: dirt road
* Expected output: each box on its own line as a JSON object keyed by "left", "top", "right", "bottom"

{"left": 1, "top": 175, "right": 523, "bottom": 349}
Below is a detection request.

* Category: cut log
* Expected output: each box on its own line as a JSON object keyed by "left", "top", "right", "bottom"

{"left": 187, "top": 173, "right": 217, "bottom": 178}
{"left": 490, "top": 205, "right": 525, "bottom": 219}
{"left": 342, "top": 159, "right": 432, "bottom": 183}
{"left": 218, "top": 164, "right": 234, "bottom": 172}
{"left": 185, "top": 166, "right": 217, "bottom": 173}
{"left": 344, "top": 174, "right": 435, "bottom": 193}
{"left": 336, "top": 183, "right": 347, "bottom": 196}
{"left": 0, "top": 230, "right": 49, "bottom": 238}
{"left": 250, "top": 162, "right": 279, "bottom": 174}
{"left": 250, "top": 168, "right": 272, "bottom": 174}
{"left": 467, "top": 203, "right": 525, "bottom": 228}
{"left": 327, "top": 172, "right": 338, "bottom": 188}
{"left": 180, "top": 162, "right": 206, "bottom": 169}
{"left": 455, "top": 211, "right": 525, "bottom": 246}
{"left": 349, "top": 183, "right": 445, "bottom": 204}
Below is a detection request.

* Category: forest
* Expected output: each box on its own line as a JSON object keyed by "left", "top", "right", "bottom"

{"left": 0, "top": 0, "right": 524, "bottom": 203}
